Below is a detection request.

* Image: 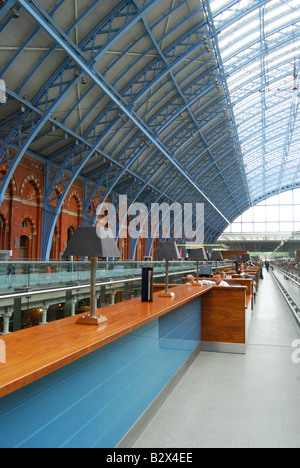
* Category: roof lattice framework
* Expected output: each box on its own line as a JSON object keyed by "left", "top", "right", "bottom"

{"left": 209, "top": 0, "right": 300, "bottom": 205}
{"left": 0, "top": 0, "right": 299, "bottom": 257}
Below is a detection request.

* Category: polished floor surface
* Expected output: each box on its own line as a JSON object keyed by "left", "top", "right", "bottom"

{"left": 133, "top": 270, "right": 300, "bottom": 448}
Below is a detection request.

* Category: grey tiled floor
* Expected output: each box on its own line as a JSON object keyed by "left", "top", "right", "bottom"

{"left": 133, "top": 271, "right": 300, "bottom": 448}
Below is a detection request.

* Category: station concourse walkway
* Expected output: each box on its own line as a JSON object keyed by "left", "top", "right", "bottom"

{"left": 133, "top": 269, "right": 300, "bottom": 448}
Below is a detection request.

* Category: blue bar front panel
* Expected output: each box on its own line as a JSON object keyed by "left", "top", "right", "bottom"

{"left": 0, "top": 297, "right": 201, "bottom": 448}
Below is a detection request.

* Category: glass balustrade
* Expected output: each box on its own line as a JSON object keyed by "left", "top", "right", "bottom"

{"left": 0, "top": 259, "right": 226, "bottom": 293}
{"left": 272, "top": 265, "right": 300, "bottom": 314}
{"left": 0, "top": 259, "right": 228, "bottom": 334}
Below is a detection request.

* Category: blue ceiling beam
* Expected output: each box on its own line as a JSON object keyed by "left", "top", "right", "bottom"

{"left": 15, "top": 0, "right": 230, "bottom": 226}
{"left": 211, "top": 0, "right": 267, "bottom": 33}
{"left": 223, "top": 26, "right": 300, "bottom": 80}
{"left": 17, "top": 0, "right": 237, "bottom": 223}
{"left": 0, "top": 0, "right": 18, "bottom": 23}
{"left": 0, "top": 0, "right": 160, "bottom": 198}
{"left": 202, "top": 0, "right": 252, "bottom": 207}
{"left": 0, "top": 0, "right": 264, "bottom": 258}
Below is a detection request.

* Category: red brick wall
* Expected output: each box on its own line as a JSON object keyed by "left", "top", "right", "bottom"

{"left": 0, "top": 156, "right": 84, "bottom": 259}
{"left": 0, "top": 155, "right": 151, "bottom": 260}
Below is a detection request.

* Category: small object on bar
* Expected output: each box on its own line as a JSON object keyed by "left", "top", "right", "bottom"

{"left": 76, "top": 314, "right": 108, "bottom": 325}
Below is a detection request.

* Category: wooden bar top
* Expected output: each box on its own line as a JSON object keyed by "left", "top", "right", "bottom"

{"left": 0, "top": 285, "right": 212, "bottom": 398}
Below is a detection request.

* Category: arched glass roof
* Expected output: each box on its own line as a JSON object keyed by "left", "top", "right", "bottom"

{"left": 208, "top": 0, "right": 300, "bottom": 205}
{"left": 0, "top": 0, "right": 299, "bottom": 256}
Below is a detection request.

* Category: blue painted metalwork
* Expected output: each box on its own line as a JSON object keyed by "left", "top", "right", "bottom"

{"left": 208, "top": 0, "right": 300, "bottom": 209}
{"left": 11, "top": 0, "right": 233, "bottom": 257}
{"left": 0, "top": 0, "right": 298, "bottom": 258}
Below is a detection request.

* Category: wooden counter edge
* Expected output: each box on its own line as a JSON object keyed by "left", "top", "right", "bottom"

{"left": 0, "top": 285, "right": 211, "bottom": 398}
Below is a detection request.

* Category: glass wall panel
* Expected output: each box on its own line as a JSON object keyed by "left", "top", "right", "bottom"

{"left": 242, "top": 209, "right": 253, "bottom": 223}
{"left": 253, "top": 222, "right": 266, "bottom": 232}
{"left": 242, "top": 223, "right": 253, "bottom": 233}
{"left": 293, "top": 189, "right": 300, "bottom": 204}
{"left": 223, "top": 189, "right": 300, "bottom": 234}
{"left": 231, "top": 223, "right": 242, "bottom": 233}
{"left": 280, "top": 222, "right": 294, "bottom": 232}
{"left": 294, "top": 206, "right": 300, "bottom": 221}
{"left": 266, "top": 222, "right": 280, "bottom": 232}
{"left": 267, "top": 194, "right": 279, "bottom": 205}
{"left": 280, "top": 206, "right": 293, "bottom": 222}
{"left": 294, "top": 222, "right": 300, "bottom": 231}
{"left": 253, "top": 206, "right": 265, "bottom": 222}
{"left": 266, "top": 206, "right": 279, "bottom": 222}
{"left": 279, "top": 191, "right": 293, "bottom": 204}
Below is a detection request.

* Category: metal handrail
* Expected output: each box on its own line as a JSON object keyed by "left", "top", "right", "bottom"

{"left": 272, "top": 264, "right": 300, "bottom": 286}
{"left": 271, "top": 264, "right": 300, "bottom": 326}
{"left": 0, "top": 268, "right": 196, "bottom": 301}
{"left": 0, "top": 258, "right": 228, "bottom": 297}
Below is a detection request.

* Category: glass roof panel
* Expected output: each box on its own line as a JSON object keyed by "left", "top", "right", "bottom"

{"left": 209, "top": 0, "right": 300, "bottom": 206}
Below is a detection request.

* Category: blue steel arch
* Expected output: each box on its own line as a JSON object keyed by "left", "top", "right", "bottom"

{"left": 31, "top": 0, "right": 238, "bottom": 256}
{"left": 0, "top": 1, "right": 168, "bottom": 256}
{"left": 29, "top": 0, "right": 239, "bottom": 257}
{"left": 0, "top": 0, "right": 156, "bottom": 186}
{"left": 0, "top": 0, "right": 299, "bottom": 258}
{"left": 0, "top": 2, "right": 239, "bottom": 183}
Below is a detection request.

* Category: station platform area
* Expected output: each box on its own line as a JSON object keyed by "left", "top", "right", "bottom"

{"left": 133, "top": 269, "right": 300, "bottom": 448}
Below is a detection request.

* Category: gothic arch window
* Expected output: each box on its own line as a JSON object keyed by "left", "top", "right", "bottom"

{"left": 0, "top": 214, "right": 6, "bottom": 250}
{"left": 20, "top": 235, "right": 29, "bottom": 260}
{"left": 0, "top": 165, "right": 17, "bottom": 197}
{"left": 20, "top": 175, "right": 42, "bottom": 203}
{"left": 67, "top": 191, "right": 82, "bottom": 214}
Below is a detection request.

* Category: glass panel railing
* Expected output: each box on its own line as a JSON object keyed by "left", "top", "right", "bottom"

{"left": 0, "top": 260, "right": 198, "bottom": 334}
{"left": 271, "top": 264, "right": 300, "bottom": 325}
{"left": 0, "top": 259, "right": 230, "bottom": 334}
{"left": 0, "top": 260, "right": 212, "bottom": 294}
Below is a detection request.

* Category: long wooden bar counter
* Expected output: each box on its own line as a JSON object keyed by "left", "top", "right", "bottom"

{"left": 0, "top": 283, "right": 249, "bottom": 448}
{"left": 0, "top": 285, "right": 212, "bottom": 399}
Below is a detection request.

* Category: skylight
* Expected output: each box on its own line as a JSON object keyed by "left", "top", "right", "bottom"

{"left": 209, "top": 0, "right": 300, "bottom": 205}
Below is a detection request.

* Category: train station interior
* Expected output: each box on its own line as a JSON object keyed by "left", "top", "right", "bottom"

{"left": 0, "top": 0, "right": 299, "bottom": 449}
